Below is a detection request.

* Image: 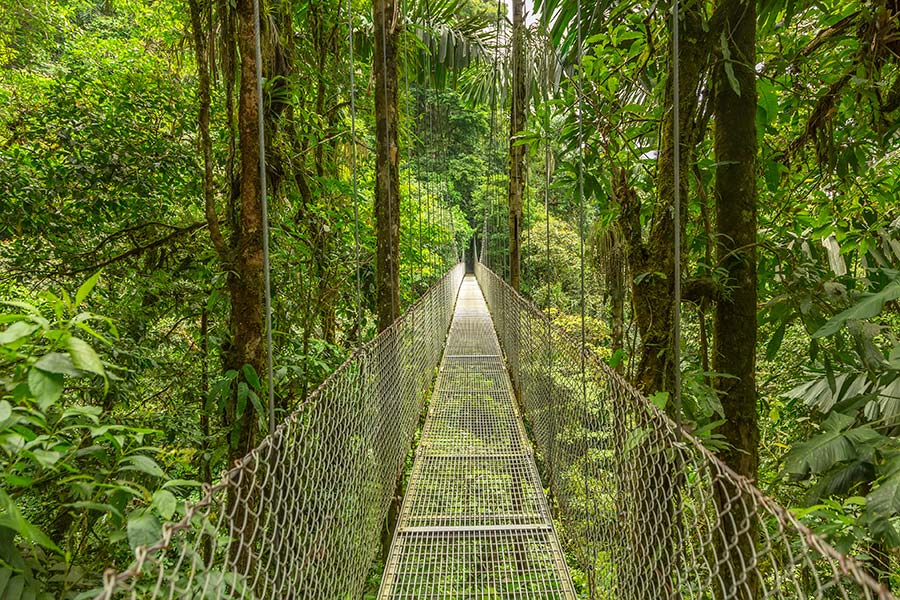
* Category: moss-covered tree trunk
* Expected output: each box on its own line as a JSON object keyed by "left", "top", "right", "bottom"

{"left": 507, "top": 0, "right": 526, "bottom": 291}
{"left": 619, "top": 0, "right": 707, "bottom": 396}
{"left": 221, "top": 0, "right": 268, "bottom": 571}
{"left": 711, "top": 0, "right": 759, "bottom": 597}
{"left": 614, "top": 2, "right": 710, "bottom": 597}
{"left": 374, "top": 0, "right": 401, "bottom": 331}
{"left": 373, "top": 0, "right": 403, "bottom": 563}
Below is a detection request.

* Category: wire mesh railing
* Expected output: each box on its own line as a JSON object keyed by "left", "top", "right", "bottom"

{"left": 378, "top": 276, "right": 575, "bottom": 598}
{"left": 97, "top": 264, "right": 465, "bottom": 600}
{"left": 475, "top": 262, "right": 895, "bottom": 600}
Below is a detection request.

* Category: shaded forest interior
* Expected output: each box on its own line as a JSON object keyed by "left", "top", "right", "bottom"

{"left": 2, "top": 0, "right": 900, "bottom": 596}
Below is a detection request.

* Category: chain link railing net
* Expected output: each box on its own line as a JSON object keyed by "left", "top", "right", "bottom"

{"left": 378, "top": 276, "right": 576, "bottom": 598}
{"left": 98, "top": 264, "right": 465, "bottom": 600}
{"left": 475, "top": 263, "right": 895, "bottom": 600}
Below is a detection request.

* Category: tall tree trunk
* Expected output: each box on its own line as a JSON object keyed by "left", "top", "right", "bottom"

{"left": 373, "top": 0, "right": 404, "bottom": 564}
{"left": 712, "top": 0, "right": 759, "bottom": 597}
{"left": 221, "top": 0, "right": 267, "bottom": 571}
{"left": 374, "top": 0, "right": 401, "bottom": 331}
{"left": 508, "top": 0, "right": 526, "bottom": 291}
{"left": 613, "top": 2, "right": 709, "bottom": 597}
{"left": 229, "top": 0, "right": 264, "bottom": 462}
{"left": 199, "top": 307, "right": 212, "bottom": 485}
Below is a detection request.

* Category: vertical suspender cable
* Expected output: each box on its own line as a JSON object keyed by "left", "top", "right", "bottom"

{"left": 403, "top": 26, "right": 422, "bottom": 286}
{"left": 542, "top": 33, "right": 555, "bottom": 489}
{"left": 574, "top": 0, "right": 595, "bottom": 578}
{"left": 576, "top": 0, "right": 586, "bottom": 377}
{"left": 404, "top": 30, "right": 413, "bottom": 287}
{"left": 673, "top": 0, "right": 682, "bottom": 429}
{"left": 253, "top": 0, "right": 275, "bottom": 434}
{"left": 348, "top": 0, "right": 362, "bottom": 341}
{"left": 543, "top": 46, "right": 551, "bottom": 315}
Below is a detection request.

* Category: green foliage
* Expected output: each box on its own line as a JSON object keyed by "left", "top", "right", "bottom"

{"left": 775, "top": 232, "right": 900, "bottom": 551}
{"left": 0, "top": 278, "right": 180, "bottom": 596}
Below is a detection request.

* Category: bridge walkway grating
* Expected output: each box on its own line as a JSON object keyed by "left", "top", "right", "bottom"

{"left": 378, "top": 275, "right": 576, "bottom": 599}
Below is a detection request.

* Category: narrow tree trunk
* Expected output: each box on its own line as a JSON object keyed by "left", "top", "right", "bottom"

{"left": 613, "top": 2, "right": 709, "bottom": 596}
{"left": 199, "top": 307, "right": 213, "bottom": 562}
{"left": 373, "top": 0, "right": 403, "bottom": 563}
{"left": 712, "top": 0, "right": 759, "bottom": 597}
{"left": 188, "top": 0, "right": 227, "bottom": 258}
{"left": 229, "top": 0, "right": 265, "bottom": 462}
{"left": 222, "top": 0, "right": 266, "bottom": 571}
{"left": 508, "top": 0, "right": 526, "bottom": 291}
{"left": 199, "top": 307, "right": 212, "bottom": 485}
{"left": 374, "top": 0, "right": 401, "bottom": 331}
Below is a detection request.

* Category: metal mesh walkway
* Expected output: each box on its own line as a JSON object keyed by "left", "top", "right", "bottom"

{"left": 378, "top": 275, "right": 575, "bottom": 599}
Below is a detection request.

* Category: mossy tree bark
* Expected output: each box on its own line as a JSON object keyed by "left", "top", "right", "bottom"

{"left": 373, "top": 0, "right": 403, "bottom": 563}
{"left": 711, "top": 0, "right": 759, "bottom": 597}
{"left": 507, "top": 0, "right": 526, "bottom": 291}
{"left": 614, "top": 2, "right": 711, "bottom": 597}
{"left": 374, "top": 0, "right": 401, "bottom": 332}
{"left": 618, "top": 0, "right": 708, "bottom": 397}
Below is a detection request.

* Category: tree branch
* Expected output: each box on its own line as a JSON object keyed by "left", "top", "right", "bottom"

{"left": 189, "top": 0, "right": 229, "bottom": 261}
{"left": 58, "top": 222, "right": 207, "bottom": 276}
{"left": 613, "top": 167, "right": 647, "bottom": 268}
{"left": 682, "top": 276, "right": 722, "bottom": 304}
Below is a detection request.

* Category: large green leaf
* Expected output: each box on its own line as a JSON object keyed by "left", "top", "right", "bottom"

{"left": 126, "top": 511, "right": 161, "bottom": 551}
{"left": 784, "top": 413, "right": 882, "bottom": 477}
{"left": 813, "top": 280, "right": 900, "bottom": 338}
{"left": 118, "top": 455, "right": 165, "bottom": 479}
{"left": 26, "top": 368, "right": 63, "bottom": 409}
{"left": 0, "top": 322, "right": 39, "bottom": 346}
{"left": 0, "top": 491, "right": 60, "bottom": 553}
{"left": 783, "top": 371, "right": 870, "bottom": 412}
{"left": 65, "top": 336, "right": 104, "bottom": 377}
{"left": 74, "top": 271, "right": 102, "bottom": 308}
{"left": 877, "top": 376, "right": 900, "bottom": 424}
{"left": 866, "top": 466, "right": 900, "bottom": 545}
{"left": 33, "top": 352, "right": 81, "bottom": 377}
{"left": 152, "top": 489, "right": 177, "bottom": 520}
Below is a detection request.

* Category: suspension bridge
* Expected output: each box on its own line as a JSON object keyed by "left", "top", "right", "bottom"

{"left": 87, "top": 0, "right": 897, "bottom": 594}
{"left": 96, "top": 262, "right": 895, "bottom": 599}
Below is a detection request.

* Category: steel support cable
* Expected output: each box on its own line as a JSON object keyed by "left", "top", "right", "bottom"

{"left": 443, "top": 104, "right": 458, "bottom": 264}
{"left": 509, "top": 2, "right": 519, "bottom": 288}
{"left": 425, "top": 75, "right": 433, "bottom": 274}
{"left": 573, "top": 0, "right": 602, "bottom": 584}
{"left": 347, "top": 0, "right": 362, "bottom": 342}
{"left": 437, "top": 101, "right": 442, "bottom": 265}
{"left": 252, "top": 0, "right": 275, "bottom": 434}
{"left": 482, "top": 0, "right": 501, "bottom": 272}
{"left": 673, "top": 0, "right": 683, "bottom": 428}
{"left": 541, "top": 28, "right": 555, "bottom": 492}
{"left": 403, "top": 27, "right": 414, "bottom": 289}
{"left": 403, "top": 31, "right": 423, "bottom": 287}
{"left": 419, "top": 113, "right": 425, "bottom": 284}
{"left": 440, "top": 104, "right": 458, "bottom": 264}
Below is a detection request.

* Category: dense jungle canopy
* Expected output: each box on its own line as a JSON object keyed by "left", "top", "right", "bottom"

{"left": 1, "top": 0, "right": 900, "bottom": 595}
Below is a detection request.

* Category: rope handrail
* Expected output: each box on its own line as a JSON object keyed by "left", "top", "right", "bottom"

{"left": 98, "top": 264, "right": 465, "bottom": 599}
{"left": 475, "top": 261, "right": 894, "bottom": 600}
